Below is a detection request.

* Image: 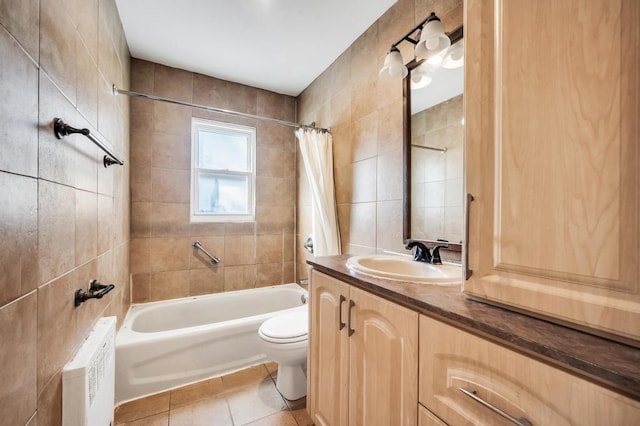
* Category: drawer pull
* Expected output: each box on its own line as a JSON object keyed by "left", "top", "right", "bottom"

{"left": 464, "top": 193, "right": 474, "bottom": 280}
{"left": 458, "top": 387, "right": 532, "bottom": 426}
{"left": 348, "top": 300, "right": 356, "bottom": 336}
{"left": 339, "top": 295, "right": 346, "bottom": 330}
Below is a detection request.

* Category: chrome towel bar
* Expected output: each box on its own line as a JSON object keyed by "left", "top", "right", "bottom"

{"left": 193, "top": 240, "right": 221, "bottom": 264}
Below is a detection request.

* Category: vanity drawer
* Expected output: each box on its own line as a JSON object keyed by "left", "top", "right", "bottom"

{"left": 419, "top": 315, "right": 640, "bottom": 425}
{"left": 419, "top": 404, "right": 448, "bottom": 426}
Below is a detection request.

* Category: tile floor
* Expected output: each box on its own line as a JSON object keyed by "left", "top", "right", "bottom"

{"left": 114, "top": 363, "right": 313, "bottom": 425}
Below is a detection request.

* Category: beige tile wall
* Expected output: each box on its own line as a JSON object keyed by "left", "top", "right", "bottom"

{"left": 129, "top": 60, "right": 297, "bottom": 303}
{"left": 0, "top": 0, "right": 130, "bottom": 424}
{"left": 296, "top": 0, "right": 463, "bottom": 278}
{"left": 411, "top": 94, "right": 464, "bottom": 243}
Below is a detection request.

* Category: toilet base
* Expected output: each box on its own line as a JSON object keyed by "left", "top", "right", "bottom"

{"left": 275, "top": 362, "right": 307, "bottom": 400}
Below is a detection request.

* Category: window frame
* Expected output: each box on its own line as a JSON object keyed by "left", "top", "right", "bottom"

{"left": 190, "top": 118, "right": 257, "bottom": 223}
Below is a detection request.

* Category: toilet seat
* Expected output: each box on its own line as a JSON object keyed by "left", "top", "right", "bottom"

{"left": 259, "top": 309, "right": 308, "bottom": 344}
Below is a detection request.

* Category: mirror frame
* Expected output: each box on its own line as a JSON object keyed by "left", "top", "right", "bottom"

{"left": 402, "top": 26, "right": 464, "bottom": 249}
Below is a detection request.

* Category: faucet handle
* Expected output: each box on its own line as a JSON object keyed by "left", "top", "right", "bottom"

{"left": 406, "top": 241, "right": 432, "bottom": 263}
{"left": 431, "top": 245, "right": 449, "bottom": 265}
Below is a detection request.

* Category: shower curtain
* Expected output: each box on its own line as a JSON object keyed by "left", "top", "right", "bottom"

{"left": 296, "top": 128, "right": 341, "bottom": 257}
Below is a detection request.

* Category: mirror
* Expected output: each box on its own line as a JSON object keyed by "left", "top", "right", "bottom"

{"left": 403, "top": 28, "right": 464, "bottom": 246}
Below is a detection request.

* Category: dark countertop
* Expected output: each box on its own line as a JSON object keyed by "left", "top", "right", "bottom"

{"left": 307, "top": 255, "right": 640, "bottom": 401}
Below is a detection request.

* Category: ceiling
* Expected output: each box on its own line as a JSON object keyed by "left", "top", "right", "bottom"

{"left": 115, "top": 0, "right": 396, "bottom": 96}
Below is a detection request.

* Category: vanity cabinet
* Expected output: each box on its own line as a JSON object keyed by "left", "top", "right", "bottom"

{"left": 418, "top": 315, "right": 640, "bottom": 425}
{"left": 464, "top": 0, "right": 640, "bottom": 343}
{"left": 308, "top": 270, "right": 419, "bottom": 426}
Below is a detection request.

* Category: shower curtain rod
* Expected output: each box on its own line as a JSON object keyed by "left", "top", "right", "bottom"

{"left": 113, "top": 85, "right": 330, "bottom": 133}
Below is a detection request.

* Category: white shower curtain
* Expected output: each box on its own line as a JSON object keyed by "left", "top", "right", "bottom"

{"left": 296, "top": 128, "right": 341, "bottom": 257}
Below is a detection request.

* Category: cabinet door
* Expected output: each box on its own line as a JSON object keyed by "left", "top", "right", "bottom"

{"left": 349, "top": 286, "right": 418, "bottom": 426}
{"left": 419, "top": 315, "right": 640, "bottom": 425}
{"left": 308, "top": 270, "right": 350, "bottom": 426}
{"left": 464, "top": 0, "right": 640, "bottom": 343}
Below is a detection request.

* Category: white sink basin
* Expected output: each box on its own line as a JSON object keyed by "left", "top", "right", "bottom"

{"left": 346, "top": 255, "right": 462, "bottom": 285}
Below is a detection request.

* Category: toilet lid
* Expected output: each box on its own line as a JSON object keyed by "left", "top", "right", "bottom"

{"left": 259, "top": 309, "right": 308, "bottom": 342}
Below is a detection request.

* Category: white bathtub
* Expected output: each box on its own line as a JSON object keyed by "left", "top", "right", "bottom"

{"left": 115, "top": 283, "right": 307, "bottom": 404}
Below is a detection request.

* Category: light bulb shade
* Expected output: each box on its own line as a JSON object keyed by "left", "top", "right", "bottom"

{"left": 415, "top": 15, "right": 451, "bottom": 60}
{"left": 441, "top": 40, "right": 464, "bottom": 69}
{"left": 410, "top": 63, "right": 433, "bottom": 89}
{"left": 379, "top": 48, "right": 408, "bottom": 80}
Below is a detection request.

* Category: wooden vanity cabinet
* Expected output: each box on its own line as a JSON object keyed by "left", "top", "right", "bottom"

{"left": 464, "top": 0, "right": 640, "bottom": 343}
{"left": 419, "top": 315, "right": 640, "bottom": 425}
{"left": 308, "top": 270, "right": 419, "bottom": 426}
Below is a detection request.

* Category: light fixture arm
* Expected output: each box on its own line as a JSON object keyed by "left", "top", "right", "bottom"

{"left": 389, "top": 13, "right": 463, "bottom": 52}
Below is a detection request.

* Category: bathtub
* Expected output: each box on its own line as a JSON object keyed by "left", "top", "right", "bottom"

{"left": 115, "top": 283, "right": 307, "bottom": 404}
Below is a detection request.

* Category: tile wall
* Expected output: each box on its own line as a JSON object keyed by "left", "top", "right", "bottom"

{"left": 129, "top": 60, "right": 298, "bottom": 303}
{"left": 296, "top": 0, "right": 463, "bottom": 278}
{"left": 0, "top": 0, "right": 130, "bottom": 424}
{"left": 411, "top": 94, "right": 464, "bottom": 243}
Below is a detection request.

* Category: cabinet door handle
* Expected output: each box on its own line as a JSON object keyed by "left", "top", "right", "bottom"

{"left": 348, "top": 300, "right": 356, "bottom": 336}
{"left": 458, "top": 387, "right": 532, "bottom": 426}
{"left": 339, "top": 295, "right": 346, "bottom": 330}
{"left": 465, "top": 193, "right": 474, "bottom": 280}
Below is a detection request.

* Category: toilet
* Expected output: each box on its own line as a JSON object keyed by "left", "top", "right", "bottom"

{"left": 258, "top": 306, "right": 308, "bottom": 400}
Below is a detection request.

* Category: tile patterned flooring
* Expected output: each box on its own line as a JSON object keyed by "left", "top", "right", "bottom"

{"left": 114, "top": 363, "right": 313, "bottom": 425}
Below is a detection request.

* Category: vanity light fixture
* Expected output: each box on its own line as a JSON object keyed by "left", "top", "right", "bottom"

{"left": 379, "top": 46, "right": 408, "bottom": 80}
{"left": 379, "top": 12, "right": 462, "bottom": 85}
{"left": 415, "top": 13, "right": 451, "bottom": 62}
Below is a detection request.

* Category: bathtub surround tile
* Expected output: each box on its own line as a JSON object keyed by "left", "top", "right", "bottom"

{"left": 0, "top": 25, "right": 39, "bottom": 177}
{"left": 283, "top": 262, "right": 295, "bottom": 284}
{"left": 256, "top": 263, "right": 282, "bottom": 288}
{"left": 38, "top": 72, "right": 79, "bottom": 187}
{"left": 256, "top": 234, "right": 283, "bottom": 265}
{"left": 130, "top": 238, "right": 151, "bottom": 274}
{"left": 151, "top": 168, "right": 190, "bottom": 204}
{"left": 40, "top": 0, "right": 78, "bottom": 104}
{"left": 37, "top": 261, "right": 99, "bottom": 394}
{"left": 149, "top": 237, "right": 191, "bottom": 273}
{"left": 151, "top": 131, "right": 191, "bottom": 171}
{"left": 0, "top": 172, "right": 38, "bottom": 306}
{"left": 150, "top": 202, "right": 190, "bottom": 237}
{"left": 224, "top": 265, "right": 257, "bottom": 292}
{"left": 224, "top": 235, "right": 257, "bottom": 266}
{"left": 131, "top": 274, "right": 150, "bottom": 303}
{"left": 0, "top": 291, "right": 37, "bottom": 426}
{"left": 37, "top": 371, "right": 62, "bottom": 426}
{"left": 1, "top": 0, "right": 130, "bottom": 422}
{"left": 149, "top": 270, "right": 190, "bottom": 301}
{"left": 0, "top": 0, "right": 39, "bottom": 59}
{"left": 130, "top": 60, "right": 296, "bottom": 302}
{"left": 131, "top": 202, "right": 151, "bottom": 238}
{"left": 188, "top": 268, "right": 224, "bottom": 296}
{"left": 38, "top": 180, "right": 76, "bottom": 285}
{"left": 75, "top": 189, "right": 98, "bottom": 266}
{"left": 76, "top": 38, "right": 99, "bottom": 128}
{"left": 153, "top": 64, "right": 193, "bottom": 103}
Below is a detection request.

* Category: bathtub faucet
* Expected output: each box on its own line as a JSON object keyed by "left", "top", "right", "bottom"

{"left": 193, "top": 241, "right": 221, "bottom": 264}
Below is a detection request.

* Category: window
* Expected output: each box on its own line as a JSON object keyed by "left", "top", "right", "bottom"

{"left": 190, "top": 118, "right": 256, "bottom": 222}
